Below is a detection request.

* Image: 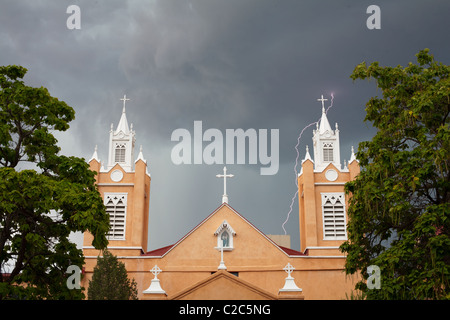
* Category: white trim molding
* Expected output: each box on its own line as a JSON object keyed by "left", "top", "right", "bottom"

{"left": 305, "top": 246, "right": 341, "bottom": 250}
{"left": 315, "top": 182, "right": 346, "bottom": 186}
{"left": 83, "top": 246, "right": 143, "bottom": 251}
{"left": 98, "top": 183, "right": 135, "bottom": 186}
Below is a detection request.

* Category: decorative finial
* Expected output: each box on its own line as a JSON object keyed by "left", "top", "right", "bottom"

{"left": 135, "top": 145, "right": 146, "bottom": 164}
{"left": 302, "top": 145, "right": 313, "bottom": 164}
{"left": 150, "top": 265, "right": 162, "bottom": 280}
{"left": 283, "top": 263, "right": 295, "bottom": 278}
{"left": 349, "top": 146, "right": 357, "bottom": 163}
{"left": 279, "top": 263, "right": 302, "bottom": 292}
{"left": 143, "top": 265, "right": 166, "bottom": 294}
{"left": 89, "top": 145, "right": 100, "bottom": 163}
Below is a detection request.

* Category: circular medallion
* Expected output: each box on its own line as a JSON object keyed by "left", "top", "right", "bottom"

{"left": 110, "top": 169, "right": 124, "bottom": 182}
{"left": 325, "top": 169, "right": 338, "bottom": 182}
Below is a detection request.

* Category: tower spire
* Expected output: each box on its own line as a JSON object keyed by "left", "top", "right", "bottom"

{"left": 317, "top": 94, "right": 332, "bottom": 134}
{"left": 107, "top": 94, "right": 136, "bottom": 171}
{"left": 116, "top": 95, "right": 131, "bottom": 134}
{"left": 312, "top": 94, "right": 341, "bottom": 171}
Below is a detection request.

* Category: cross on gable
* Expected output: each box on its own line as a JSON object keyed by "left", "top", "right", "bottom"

{"left": 216, "top": 166, "right": 234, "bottom": 204}
{"left": 150, "top": 265, "right": 162, "bottom": 279}
{"left": 283, "top": 263, "right": 295, "bottom": 278}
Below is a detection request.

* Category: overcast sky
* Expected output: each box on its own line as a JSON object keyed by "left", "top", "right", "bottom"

{"left": 1, "top": 0, "right": 449, "bottom": 251}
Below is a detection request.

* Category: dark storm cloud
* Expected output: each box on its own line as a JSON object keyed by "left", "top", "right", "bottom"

{"left": 1, "top": 0, "right": 449, "bottom": 250}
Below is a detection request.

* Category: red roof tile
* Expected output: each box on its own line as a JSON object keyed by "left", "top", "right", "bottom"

{"left": 141, "top": 244, "right": 174, "bottom": 256}
{"left": 278, "top": 245, "right": 306, "bottom": 256}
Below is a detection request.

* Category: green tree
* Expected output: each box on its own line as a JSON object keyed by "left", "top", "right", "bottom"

{"left": 0, "top": 65, "right": 110, "bottom": 299}
{"left": 88, "top": 250, "right": 138, "bottom": 300}
{"left": 341, "top": 49, "right": 450, "bottom": 299}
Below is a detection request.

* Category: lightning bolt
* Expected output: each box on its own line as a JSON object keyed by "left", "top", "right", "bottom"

{"left": 282, "top": 93, "right": 335, "bottom": 235}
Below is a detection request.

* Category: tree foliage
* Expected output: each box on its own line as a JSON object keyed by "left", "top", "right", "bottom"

{"left": 88, "top": 250, "right": 138, "bottom": 300}
{"left": 341, "top": 49, "right": 450, "bottom": 299}
{"left": 0, "top": 65, "right": 109, "bottom": 299}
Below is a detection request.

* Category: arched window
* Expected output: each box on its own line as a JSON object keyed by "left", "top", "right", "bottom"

{"left": 115, "top": 144, "right": 126, "bottom": 163}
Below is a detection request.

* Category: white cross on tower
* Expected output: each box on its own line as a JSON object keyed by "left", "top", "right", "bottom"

{"left": 150, "top": 265, "right": 162, "bottom": 280}
{"left": 120, "top": 94, "right": 131, "bottom": 112}
{"left": 216, "top": 166, "right": 234, "bottom": 204}
{"left": 317, "top": 94, "right": 328, "bottom": 113}
{"left": 283, "top": 263, "right": 295, "bottom": 278}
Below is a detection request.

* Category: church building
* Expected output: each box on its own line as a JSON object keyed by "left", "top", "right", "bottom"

{"left": 81, "top": 95, "right": 360, "bottom": 300}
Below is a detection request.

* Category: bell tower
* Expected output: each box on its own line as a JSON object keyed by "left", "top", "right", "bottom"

{"left": 298, "top": 95, "right": 359, "bottom": 255}
{"left": 312, "top": 95, "right": 341, "bottom": 172}
{"left": 107, "top": 94, "right": 136, "bottom": 172}
{"left": 83, "top": 95, "right": 151, "bottom": 256}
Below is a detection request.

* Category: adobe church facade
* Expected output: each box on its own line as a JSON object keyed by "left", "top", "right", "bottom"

{"left": 81, "top": 95, "right": 360, "bottom": 300}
